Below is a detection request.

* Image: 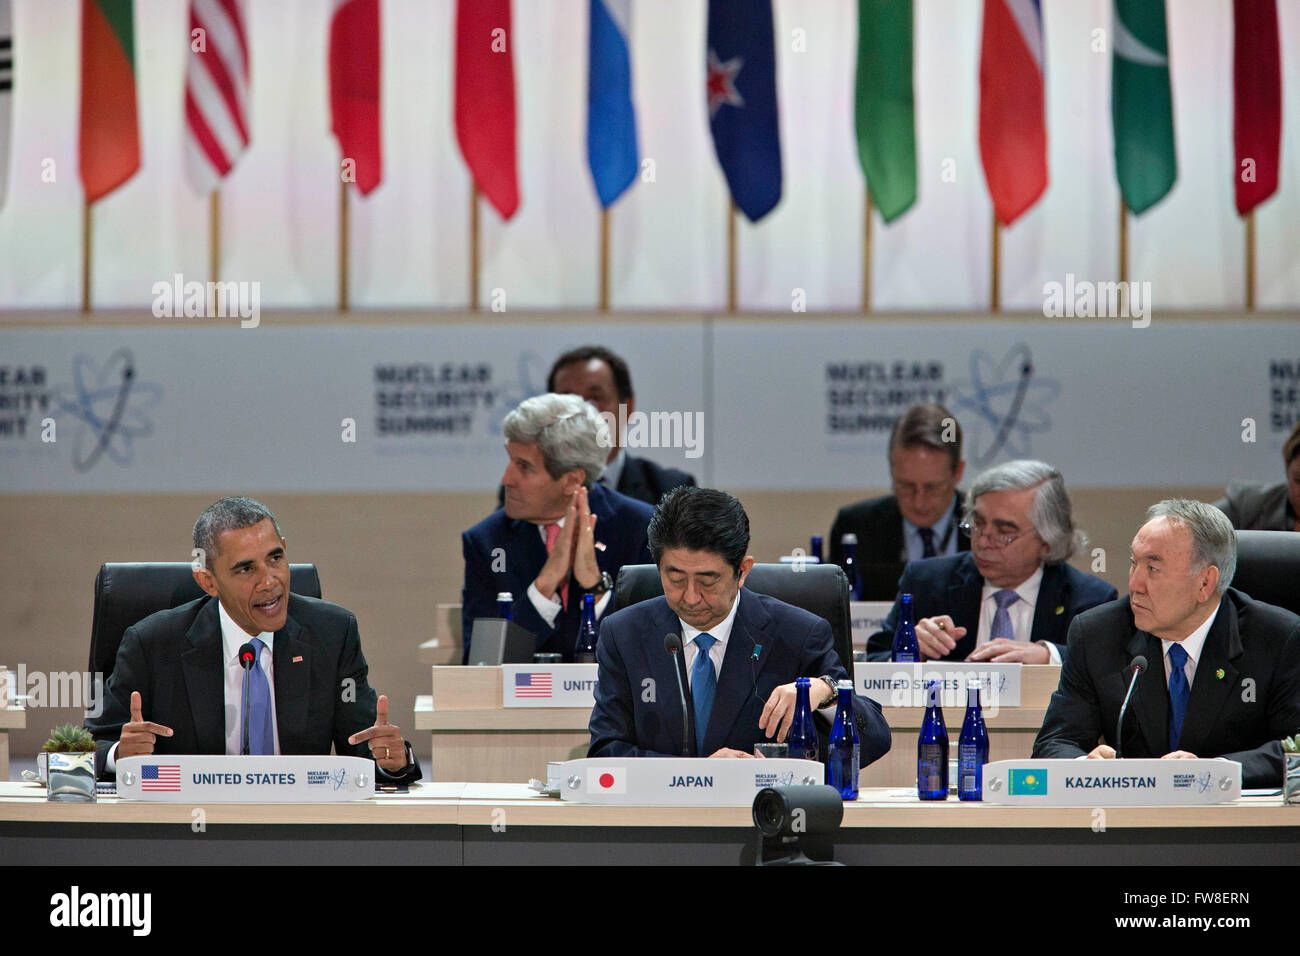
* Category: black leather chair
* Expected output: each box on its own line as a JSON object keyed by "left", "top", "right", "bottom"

{"left": 89, "top": 562, "right": 322, "bottom": 681}
{"left": 1232, "top": 531, "right": 1300, "bottom": 615}
{"left": 611, "top": 563, "right": 855, "bottom": 674}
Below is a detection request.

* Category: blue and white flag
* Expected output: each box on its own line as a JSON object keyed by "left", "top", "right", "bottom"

{"left": 587, "top": 0, "right": 638, "bottom": 208}
{"left": 707, "top": 0, "right": 781, "bottom": 222}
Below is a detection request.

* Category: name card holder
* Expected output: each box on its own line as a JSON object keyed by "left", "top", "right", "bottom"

{"left": 854, "top": 662, "right": 1022, "bottom": 707}
{"left": 981, "top": 758, "right": 1241, "bottom": 806}
{"left": 551, "top": 757, "right": 824, "bottom": 806}
{"left": 502, "top": 664, "right": 599, "bottom": 708}
{"left": 116, "top": 755, "right": 377, "bottom": 802}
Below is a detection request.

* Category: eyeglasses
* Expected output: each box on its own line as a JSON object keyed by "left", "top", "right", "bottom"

{"left": 958, "top": 518, "right": 1035, "bottom": 550}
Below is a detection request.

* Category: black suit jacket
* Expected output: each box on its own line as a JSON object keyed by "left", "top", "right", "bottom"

{"left": 1215, "top": 481, "right": 1294, "bottom": 531}
{"left": 462, "top": 483, "right": 655, "bottom": 661}
{"left": 615, "top": 455, "right": 696, "bottom": 507}
{"left": 865, "top": 552, "right": 1118, "bottom": 661}
{"left": 1032, "top": 591, "right": 1300, "bottom": 789}
{"left": 829, "top": 493, "right": 968, "bottom": 599}
{"left": 85, "top": 594, "right": 421, "bottom": 784}
{"left": 588, "top": 588, "right": 891, "bottom": 764}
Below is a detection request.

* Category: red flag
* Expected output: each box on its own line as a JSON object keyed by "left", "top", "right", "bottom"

{"left": 329, "top": 0, "right": 381, "bottom": 195}
{"left": 1233, "top": 0, "right": 1281, "bottom": 216}
{"left": 978, "top": 0, "right": 1048, "bottom": 226}
{"left": 80, "top": 0, "right": 140, "bottom": 203}
{"left": 455, "top": 0, "right": 519, "bottom": 219}
{"left": 184, "top": 0, "right": 251, "bottom": 195}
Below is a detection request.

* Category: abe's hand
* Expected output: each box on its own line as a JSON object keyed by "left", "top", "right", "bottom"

{"left": 967, "top": 638, "right": 1050, "bottom": 664}
{"left": 916, "top": 615, "right": 963, "bottom": 659}
{"left": 347, "top": 695, "right": 408, "bottom": 772}
{"left": 1086, "top": 744, "right": 1116, "bottom": 760}
{"left": 760, "top": 680, "right": 833, "bottom": 743}
{"left": 118, "top": 690, "right": 174, "bottom": 759}
{"left": 708, "top": 748, "right": 756, "bottom": 759}
{"left": 1162, "top": 750, "right": 1198, "bottom": 760}
{"left": 569, "top": 486, "right": 602, "bottom": 590}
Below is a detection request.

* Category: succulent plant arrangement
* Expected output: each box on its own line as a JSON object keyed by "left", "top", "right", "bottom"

{"left": 41, "top": 724, "right": 96, "bottom": 754}
{"left": 1282, "top": 734, "right": 1300, "bottom": 754}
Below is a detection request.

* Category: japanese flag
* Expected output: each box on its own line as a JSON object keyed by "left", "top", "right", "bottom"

{"left": 588, "top": 767, "right": 626, "bottom": 794}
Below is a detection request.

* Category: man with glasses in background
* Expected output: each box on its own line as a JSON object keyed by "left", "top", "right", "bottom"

{"left": 865, "top": 460, "right": 1117, "bottom": 663}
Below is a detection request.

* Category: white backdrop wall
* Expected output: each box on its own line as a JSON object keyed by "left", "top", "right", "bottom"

{"left": 0, "top": 0, "right": 1299, "bottom": 310}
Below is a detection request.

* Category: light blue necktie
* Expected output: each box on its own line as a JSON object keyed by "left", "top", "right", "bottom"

{"left": 243, "top": 637, "right": 274, "bottom": 755}
{"left": 1168, "top": 643, "right": 1189, "bottom": 753}
{"left": 991, "top": 589, "right": 1020, "bottom": 640}
{"left": 691, "top": 634, "right": 717, "bottom": 756}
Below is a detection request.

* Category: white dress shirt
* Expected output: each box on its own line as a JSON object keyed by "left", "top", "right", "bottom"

{"left": 975, "top": 566, "right": 1061, "bottom": 664}
{"left": 1160, "top": 600, "right": 1220, "bottom": 688}
{"left": 678, "top": 592, "right": 742, "bottom": 688}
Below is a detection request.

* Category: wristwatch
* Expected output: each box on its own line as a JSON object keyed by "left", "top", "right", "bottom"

{"left": 818, "top": 675, "right": 839, "bottom": 706}
{"left": 583, "top": 570, "right": 615, "bottom": 596}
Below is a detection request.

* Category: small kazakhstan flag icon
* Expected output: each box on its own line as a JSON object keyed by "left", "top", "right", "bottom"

{"left": 1009, "top": 769, "right": 1048, "bottom": 795}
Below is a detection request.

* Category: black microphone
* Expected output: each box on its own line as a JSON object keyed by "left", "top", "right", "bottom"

{"left": 664, "top": 633, "right": 692, "bottom": 757}
{"left": 1114, "top": 655, "right": 1147, "bottom": 760}
{"left": 238, "top": 642, "right": 257, "bottom": 756}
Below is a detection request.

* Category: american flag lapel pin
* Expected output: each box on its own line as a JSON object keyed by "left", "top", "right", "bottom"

{"left": 292, "top": 656, "right": 303, "bottom": 663}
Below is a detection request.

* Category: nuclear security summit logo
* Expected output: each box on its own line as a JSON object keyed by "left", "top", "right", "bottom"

{"left": 949, "top": 344, "right": 1060, "bottom": 466}
{"left": 49, "top": 349, "right": 163, "bottom": 472}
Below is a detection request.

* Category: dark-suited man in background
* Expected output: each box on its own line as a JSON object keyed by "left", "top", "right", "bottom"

{"left": 549, "top": 345, "right": 696, "bottom": 506}
{"left": 463, "top": 393, "right": 655, "bottom": 661}
{"left": 589, "top": 486, "right": 891, "bottom": 763}
{"left": 829, "top": 403, "right": 968, "bottom": 598}
{"left": 866, "top": 460, "right": 1116, "bottom": 663}
{"left": 1213, "top": 419, "right": 1300, "bottom": 532}
{"left": 86, "top": 497, "right": 420, "bottom": 783}
{"left": 1033, "top": 499, "right": 1300, "bottom": 789}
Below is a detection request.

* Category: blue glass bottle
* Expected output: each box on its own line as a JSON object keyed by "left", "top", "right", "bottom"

{"left": 787, "top": 677, "right": 819, "bottom": 762}
{"left": 496, "top": 591, "right": 513, "bottom": 620}
{"left": 917, "top": 680, "right": 948, "bottom": 800}
{"left": 840, "top": 533, "right": 864, "bottom": 600}
{"left": 810, "top": 535, "right": 824, "bottom": 564}
{"left": 891, "top": 593, "right": 920, "bottom": 662}
{"left": 826, "top": 680, "right": 859, "bottom": 800}
{"left": 958, "top": 680, "right": 989, "bottom": 801}
{"left": 574, "top": 593, "right": 598, "bottom": 664}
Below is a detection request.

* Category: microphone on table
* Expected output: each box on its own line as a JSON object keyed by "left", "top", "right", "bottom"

{"left": 238, "top": 642, "right": 257, "bottom": 756}
{"left": 664, "top": 633, "right": 692, "bottom": 757}
{"left": 1115, "top": 655, "right": 1147, "bottom": 760}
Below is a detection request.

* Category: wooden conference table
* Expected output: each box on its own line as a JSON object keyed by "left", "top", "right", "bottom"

{"left": 2, "top": 781, "right": 1296, "bottom": 866}
{"left": 414, "top": 665, "right": 1063, "bottom": 787}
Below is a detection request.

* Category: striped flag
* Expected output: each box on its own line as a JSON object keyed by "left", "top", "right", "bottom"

{"left": 141, "top": 764, "right": 182, "bottom": 792}
{"left": 707, "top": 0, "right": 782, "bottom": 222}
{"left": 855, "top": 0, "right": 916, "bottom": 223}
{"left": 329, "top": 0, "right": 382, "bottom": 196}
{"left": 587, "top": 0, "right": 638, "bottom": 208}
{"left": 184, "top": 0, "right": 250, "bottom": 195}
{"left": 80, "top": 0, "right": 140, "bottom": 203}
{"left": 1112, "top": 0, "right": 1176, "bottom": 215}
{"left": 455, "top": 0, "right": 519, "bottom": 219}
{"left": 1232, "top": 0, "right": 1281, "bottom": 216}
{"left": 0, "top": 0, "right": 11, "bottom": 211}
{"left": 978, "top": 0, "right": 1047, "bottom": 226}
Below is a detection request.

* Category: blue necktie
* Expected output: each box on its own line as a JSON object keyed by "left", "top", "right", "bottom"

{"left": 1167, "top": 643, "right": 1189, "bottom": 753}
{"left": 991, "top": 589, "right": 1020, "bottom": 640}
{"left": 918, "top": 527, "right": 937, "bottom": 559}
{"left": 243, "top": 637, "right": 274, "bottom": 755}
{"left": 691, "top": 634, "right": 717, "bottom": 756}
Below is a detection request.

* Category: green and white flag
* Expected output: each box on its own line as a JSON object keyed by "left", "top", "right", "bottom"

{"left": 855, "top": 0, "right": 915, "bottom": 223}
{"left": 1112, "top": 0, "right": 1176, "bottom": 214}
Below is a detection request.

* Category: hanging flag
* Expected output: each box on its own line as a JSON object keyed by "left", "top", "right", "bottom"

{"left": 329, "top": 0, "right": 382, "bottom": 196}
{"left": 587, "top": 0, "right": 638, "bottom": 208}
{"left": 978, "top": 0, "right": 1047, "bottom": 226}
{"left": 184, "top": 0, "right": 251, "bottom": 195}
{"left": 0, "top": 0, "right": 11, "bottom": 211}
{"left": 80, "top": 0, "right": 140, "bottom": 203}
{"left": 855, "top": 0, "right": 916, "bottom": 223}
{"left": 455, "top": 0, "right": 519, "bottom": 220}
{"left": 706, "top": 0, "right": 781, "bottom": 222}
{"left": 1112, "top": 0, "right": 1176, "bottom": 215}
{"left": 1233, "top": 0, "right": 1281, "bottom": 216}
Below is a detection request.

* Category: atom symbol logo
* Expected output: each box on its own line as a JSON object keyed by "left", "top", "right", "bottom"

{"left": 49, "top": 349, "right": 164, "bottom": 472}
{"left": 949, "top": 344, "right": 1060, "bottom": 465}
{"left": 489, "top": 350, "right": 550, "bottom": 436}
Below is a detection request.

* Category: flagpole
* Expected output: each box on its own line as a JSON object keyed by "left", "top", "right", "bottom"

{"left": 862, "top": 194, "right": 873, "bottom": 313}
{"left": 1245, "top": 211, "right": 1256, "bottom": 311}
{"left": 210, "top": 191, "right": 221, "bottom": 315}
{"left": 470, "top": 187, "right": 480, "bottom": 311}
{"left": 989, "top": 214, "right": 1000, "bottom": 312}
{"left": 727, "top": 200, "right": 737, "bottom": 313}
{"left": 338, "top": 181, "right": 350, "bottom": 312}
{"left": 599, "top": 209, "right": 610, "bottom": 312}
{"left": 82, "top": 201, "right": 92, "bottom": 315}
{"left": 1118, "top": 199, "right": 1128, "bottom": 285}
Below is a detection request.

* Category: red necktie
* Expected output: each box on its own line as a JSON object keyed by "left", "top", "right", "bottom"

{"left": 543, "top": 523, "right": 568, "bottom": 609}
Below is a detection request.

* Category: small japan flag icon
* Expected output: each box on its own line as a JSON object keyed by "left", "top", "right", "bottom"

{"left": 588, "top": 767, "right": 626, "bottom": 794}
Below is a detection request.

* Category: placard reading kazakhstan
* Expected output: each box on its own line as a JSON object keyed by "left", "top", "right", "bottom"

{"left": 502, "top": 664, "right": 599, "bottom": 708}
